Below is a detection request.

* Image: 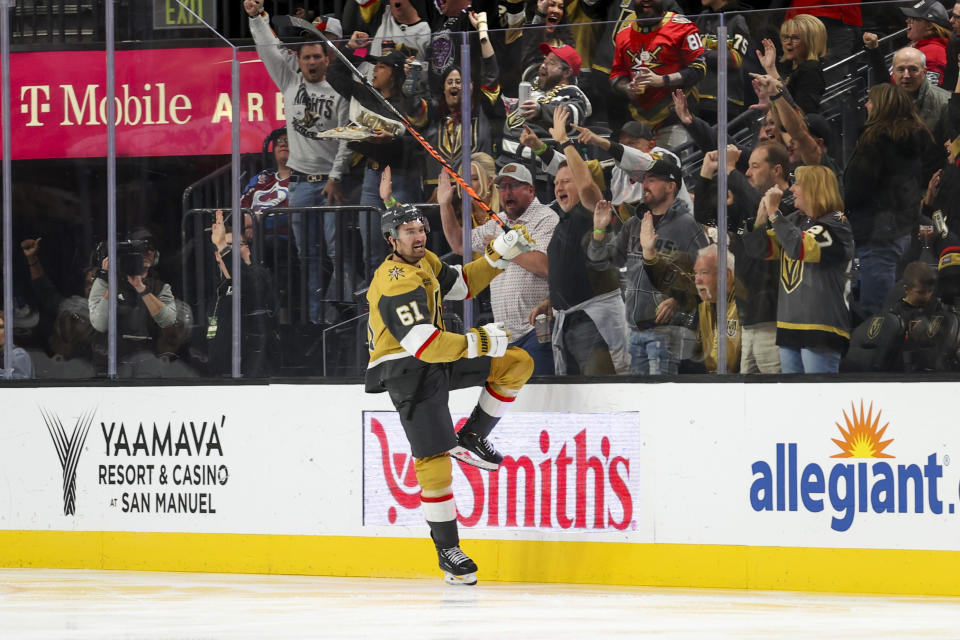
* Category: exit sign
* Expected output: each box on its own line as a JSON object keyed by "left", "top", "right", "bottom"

{"left": 153, "top": 0, "right": 217, "bottom": 30}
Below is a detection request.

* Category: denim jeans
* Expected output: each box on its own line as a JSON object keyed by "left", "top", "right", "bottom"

{"left": 779, "top": 346, "right": 842, "bottom": 374}
{"left": 628, "top": 326, "right": 690, "bottom": 375}
{"left": 288, "top": 178, "right": 341, "bottom": 323}
{"left": 856, "top": 234, "right": 910, "bottom": 318}
{"left": 359, "top": 166, "right": 422, "bottom": 274}
{"left": 511, "top": 326, "right": 555, "bottom": 377}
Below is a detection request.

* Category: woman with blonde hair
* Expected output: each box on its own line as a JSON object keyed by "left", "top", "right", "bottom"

{"left": 437, "top": 152, "right": 498, "bottom": 258}
{"left": 745, "top": 165, "right": 854, "bottom": 373}
{"left": 757, "top": 13, "right": 827, "bottom": 114}
{"left": 844, "top": 82, "right": 941, "bottom": 318}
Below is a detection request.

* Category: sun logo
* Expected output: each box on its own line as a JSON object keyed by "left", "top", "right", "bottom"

{"left": 831, "top": 400, "right": 894, "bottom": 459}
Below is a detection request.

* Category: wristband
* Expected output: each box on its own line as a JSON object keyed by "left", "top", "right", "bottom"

{"left": 593, "top": 228, "right": 606, "bottom": 235}
{"left": 384, "top": 196, "right": 399, "bottom": 208}
{"left": 770, "top": 91, "right": 784, "bottom": 101}
{"left": 137, "top": 288, "right": 149, "bottom": 298}
{"left": 560, "top": 139, "right": 574, "bottom": 152}
{"left": 533, "top": 142, "right": 548, "bottom": 155}
{"left": 219, "top": 246, "right": 231, "bottom": 258}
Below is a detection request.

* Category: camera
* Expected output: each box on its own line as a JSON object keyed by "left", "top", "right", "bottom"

{"left": 93, "top": 239, "right": 152, "bottom": 279}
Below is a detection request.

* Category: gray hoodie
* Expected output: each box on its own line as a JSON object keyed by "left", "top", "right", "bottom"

{"left": 586, "top": 198, "right": 707, "bottom": 330}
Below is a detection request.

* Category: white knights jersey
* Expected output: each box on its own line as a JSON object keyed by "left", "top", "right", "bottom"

{"left": 249, "top": 13, "right": 351, "bottom": 178}
{"left": 612, "top": 145, "right": 692, "bottom": 212}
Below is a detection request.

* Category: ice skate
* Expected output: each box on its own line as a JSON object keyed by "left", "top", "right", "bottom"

{"left": 450, "top": 430, "right": 502, "bottom": 471}
{"left": 436, "top": 543, "right": 478, "bottom": 586}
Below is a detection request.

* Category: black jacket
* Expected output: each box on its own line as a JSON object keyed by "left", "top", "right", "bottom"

{"left": 780, "top": 59, "right": 825, "bottom": 115}
{"left": 844, "top": 127, "right": 942, "bottom": 245}
{"left": 326, "top": 47, "right": 428, "bottom": 178}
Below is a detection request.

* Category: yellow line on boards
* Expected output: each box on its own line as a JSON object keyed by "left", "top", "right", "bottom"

{"left": 2, "top": 531, "right": 959, "bottom": 596}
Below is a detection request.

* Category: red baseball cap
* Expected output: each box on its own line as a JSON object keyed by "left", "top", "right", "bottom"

{"left": 538, "top": 42, "right": 581, "bottom": 77}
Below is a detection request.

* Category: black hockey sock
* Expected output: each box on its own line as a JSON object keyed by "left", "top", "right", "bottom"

{"left": 428, "top": 519, "right": 459, "bottom": 549}
{"left": 462, "top": 405, "right": 500, "bottom": 439}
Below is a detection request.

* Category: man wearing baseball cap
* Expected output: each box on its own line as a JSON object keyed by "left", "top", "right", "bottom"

{"left": 510, "top": 42, "right": 592, "bottom": 137}
{"left": 328, "top": 29, "right": 430, "bottom": 281}
{"left": 587, "top": 156, "right": 708, "bottom": 375}
{"left": 447, "top": 162, "right": 559, "bottom": 375}
{"left": 353, "top": 0, "right": 431, "bottom": 87}
{"left": 901, "top": 0, "right": 950, "bottom": 29}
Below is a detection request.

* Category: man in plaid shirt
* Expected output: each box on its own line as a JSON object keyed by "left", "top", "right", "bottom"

{"left": 468, "top": 163, "right": 559, "bottom": 375}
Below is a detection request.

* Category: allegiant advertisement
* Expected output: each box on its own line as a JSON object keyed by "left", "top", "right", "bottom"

{"left": 745, "top": 397, "right": 960, "bottom": 547}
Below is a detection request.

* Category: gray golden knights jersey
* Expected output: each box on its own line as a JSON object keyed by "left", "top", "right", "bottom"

{"left": 249, "top": 13, "right": 350, "bottom": 178}
{"left": 365, "top": 250, "right": 502, "bottom": 392}
{"left": 505, "top": 83, "right": 592, "bottom": 136}
{"left": 745, "top": 210, "right": 854, "bottom": 349}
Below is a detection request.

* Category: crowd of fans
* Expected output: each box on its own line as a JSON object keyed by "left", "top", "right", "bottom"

{"left": 7, "top": 0, "right": 960, "bottom": 379}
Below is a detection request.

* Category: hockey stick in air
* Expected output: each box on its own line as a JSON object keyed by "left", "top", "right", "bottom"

{"left": 279, "top": 16, "right": 508, "bottom": 230}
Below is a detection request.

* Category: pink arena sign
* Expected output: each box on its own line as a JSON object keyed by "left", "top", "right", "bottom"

{"left": 4, "top": 48, "right": 285, "bottom": 159}
{"left": 363, "top": 411, "right": 642, "bottom": 532}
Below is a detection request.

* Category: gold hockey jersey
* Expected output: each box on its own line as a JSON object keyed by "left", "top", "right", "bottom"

{"left": 365, "top": 249, "right": 502, "bottom": 392}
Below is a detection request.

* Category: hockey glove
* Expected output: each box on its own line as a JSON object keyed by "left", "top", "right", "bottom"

{"left": 485, "top": 225, "right": 535, "bottom": 269}
{"left": 466, "top": 322, "right": 511, "bottom": 358}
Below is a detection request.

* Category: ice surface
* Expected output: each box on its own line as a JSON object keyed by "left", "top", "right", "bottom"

{"left": 1, "top": 568, "right": 959, "bottom": 639}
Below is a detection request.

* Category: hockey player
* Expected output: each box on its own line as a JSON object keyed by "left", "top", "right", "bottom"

{"left": 365, "top": 204, "right": 535, "bottom": 585}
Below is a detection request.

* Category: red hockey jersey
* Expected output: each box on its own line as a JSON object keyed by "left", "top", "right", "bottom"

{"left": 610, "top": 12, "right": 706, "bottom": 127}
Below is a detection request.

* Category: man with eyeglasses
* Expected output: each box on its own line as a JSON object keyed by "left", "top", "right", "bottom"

{"left": 863, "top": 41, "right": 950, "bottom": 139}
{"left": 463, "top": 163, "right": 559, "bottom": 374}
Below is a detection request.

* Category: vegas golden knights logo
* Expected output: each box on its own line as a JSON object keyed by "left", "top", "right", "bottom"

{"left": 726, "top": 318, "right": 738, "bottom": 338}
{"left": 780, "top": 254, "right": 803, "bottom": 293}
{"left": 866, "top": 316, "right": 885, "bottom": 340}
